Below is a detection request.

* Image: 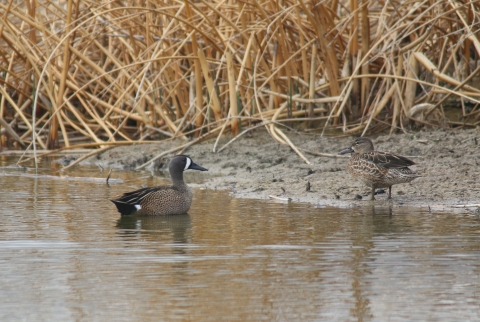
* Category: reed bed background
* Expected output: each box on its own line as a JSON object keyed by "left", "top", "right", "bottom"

{"left": 1, "top": 0, "right": 480, "bottom": 165}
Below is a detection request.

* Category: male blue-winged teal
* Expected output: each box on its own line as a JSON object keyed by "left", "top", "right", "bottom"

{"left": 338, "top": 137, "right": 420, "bottom": 200}
{"left": 111, "top": 155, "right": 208, "bottom": 215}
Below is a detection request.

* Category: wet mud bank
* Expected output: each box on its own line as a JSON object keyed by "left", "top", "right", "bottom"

{"left": 75, "top": 128, "right": 480, "bottom": 212}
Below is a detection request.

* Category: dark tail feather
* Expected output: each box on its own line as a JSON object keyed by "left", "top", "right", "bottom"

{"left": 110, "top": 199, "right": 138, "bottom": 216}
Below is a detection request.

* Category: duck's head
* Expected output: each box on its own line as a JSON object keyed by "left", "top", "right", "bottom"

{"left": 170, "top": 155, "right": 208, "bottom": 173}
{"left": 338, "top": 137, "right": 375, "bottom": 155}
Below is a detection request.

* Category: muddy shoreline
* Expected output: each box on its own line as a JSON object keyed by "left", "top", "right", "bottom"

{"left": 74, "top": 128, "right": 480, "bottom": 212}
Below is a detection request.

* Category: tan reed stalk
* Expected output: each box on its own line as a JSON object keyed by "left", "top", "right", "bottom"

{"left": 295, "top": 7, "right": 309, "bottom": 84}
{"left": 390, "top": 55, "right": 404, "bottom": 134}
{"left": 277, "top": 22, "right": 294, "bottom": 85}
{"left": 19, "top": 111, "right": 49, "bottom": 140}
{"left": 308, "top": 1, "right": 340, "bottom": 94}
{"left": 197, "top": 47, "right": 223, "bottom": 122}
{"left": 226, "top": 51, "right": 239, "bottom": 137}
{"left": 448, "top": 0, "right": 480, "bottom": 55}
{"left": 0, "top": 117, "right": 24, "bottom": 147}
{"left": 257, "top": 38, "right": 317, "bottom": 95}
{"left": 268, "top": 100, "right": 310, "bottom": 164}
{"left": 75, "top": 93, "right": 115, "bottom": 142}
{"left": 360, "top": 0, "right": 370, "bottom": 112}
{"left": 404, "top": 54, "right": 419, "bottom": 117}
{"left": 65, "top": 101, "right": 104, "bottom": 144}
{"left": 0, "top": 87, "right": 33, "bottom": 134}
{"left": 0, "top": 36, "right": 15, "bottom": 146}
{"left": 253, "top": 32, "right": 280, "bottom": 110}
{"left": 274, "top": 126, "right": 310, "bottom": 164}
{"left": 344, "top": 83, "right": 398, "bottom": 135}
{"left": 308, "top": 44, "right": 317, "bottom": 127}
{"left": 48, "top": 0, "right": 73, "bottom": 149}
{"left": 262, "top": 90, "right": 342, "bottom": 104}
{"left": 349, "top": 0, "right": 359, "bottom": 118}
{"left": 56, "top": 94, "right": 71, "bottom": 147}
{"left": 185, "top": 1, "right": 205, "bottom": 136}
{"left": 236, "top": 32, "right": 255, "bottom": 113}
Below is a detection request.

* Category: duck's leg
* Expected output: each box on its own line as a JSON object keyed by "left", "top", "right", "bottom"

{"left": 371, "top": 187, "right": 375, "bottom": 200}
{"left": 388, "top": 186, "right": 392, "bottom": 199}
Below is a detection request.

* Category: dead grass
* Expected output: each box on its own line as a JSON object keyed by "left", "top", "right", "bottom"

{"left": 1, "top": 0, "right": 480, "bottom": 167}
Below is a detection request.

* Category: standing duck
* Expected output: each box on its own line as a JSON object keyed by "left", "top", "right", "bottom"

{"left": 338, "top": 137, "right": 420, "bottom": 200}
{"left": 111, "top": 155, "right": 208, "bottom": 215}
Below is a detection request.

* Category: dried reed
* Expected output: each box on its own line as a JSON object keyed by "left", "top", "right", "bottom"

{"left": 1, "top": 0, "right": 480, "bottom": 167}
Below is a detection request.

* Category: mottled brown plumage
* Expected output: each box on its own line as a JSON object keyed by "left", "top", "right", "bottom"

{"left": 339, "top": 137, "right": 420, "bottom": 200}
{"left": 111, "top": 155, "right": 208, "bottom": 215}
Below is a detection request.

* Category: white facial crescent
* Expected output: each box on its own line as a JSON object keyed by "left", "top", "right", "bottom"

{"left": 184, "top": 157, "right": 192, "bottom": 170}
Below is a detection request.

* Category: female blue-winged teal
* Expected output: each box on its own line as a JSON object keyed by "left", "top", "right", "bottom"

{"left": 338, "top": 137, "right": 420, "bottom": 200}
{"left": 111, "top": 155, "right": 208, "bottom": 215}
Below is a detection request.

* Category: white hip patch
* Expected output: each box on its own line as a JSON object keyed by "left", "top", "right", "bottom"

{"left": 135, "top": 205, "right": 142, "bottom": 210}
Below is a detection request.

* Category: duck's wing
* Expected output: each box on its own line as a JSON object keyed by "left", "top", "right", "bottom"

{"left": 110, "top": 186, "right": 164, "bottom": 215}
{"left": 360, "top": 151, "right": 416, "bottom": 169}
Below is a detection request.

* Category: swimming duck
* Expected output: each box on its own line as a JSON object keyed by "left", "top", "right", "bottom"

{"left": 111, "top": 155, "right": 208, "bottom": 215}
{"left": 338, "top": 137, "right": 420, "bottom": 200}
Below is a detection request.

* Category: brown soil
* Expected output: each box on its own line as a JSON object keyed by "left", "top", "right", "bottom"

{"left": 77, "top": 128, "right": 480, "bottom": 212}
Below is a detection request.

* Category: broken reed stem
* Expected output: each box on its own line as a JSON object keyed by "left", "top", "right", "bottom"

{"left": 299, "top": 148, "right": 350, "bottom": 159}
{"left": 212, "top": 110, "right": 232, "bottom": 153}
{"left": 62, "top": 146, "right": 115, "bottom": 171}
{"left": 273, "top": 126, "right": 311, "bottom": 165}
{"left": 268, "top": 99, "right": 311, "bottom": 164}
{"left": 217, "top": 121, "right": 271, "bottom": 153}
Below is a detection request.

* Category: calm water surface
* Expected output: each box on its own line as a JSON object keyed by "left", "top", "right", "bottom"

{"left": 0, "top": 156, "right": 479, "bottom": 321}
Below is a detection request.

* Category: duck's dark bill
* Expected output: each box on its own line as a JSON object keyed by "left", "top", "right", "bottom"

{"left": 338, "top": 147, "right": 354, "bottom": 155}
{"left": 189, "top": 162, "right": 208, "bottom": 171}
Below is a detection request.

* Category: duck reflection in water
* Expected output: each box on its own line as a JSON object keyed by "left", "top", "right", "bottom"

{"left": 116, "top": 214, "right": 192, "bottom": 245}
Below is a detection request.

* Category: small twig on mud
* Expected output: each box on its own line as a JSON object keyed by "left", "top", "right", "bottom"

{"left": 269, "top": 195, "right": 291, "bottom": 202}
{"left": 452, "top": 204, "right": 480, "bottom": 208}
{"left": 106, "top": 169, "right": 112, "bottom": 185}
{"left": 299, "top": 148, "right": 350, "bottom": 158}
{"left": 416, "top": 140, "right": 429, "bottom": 144}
